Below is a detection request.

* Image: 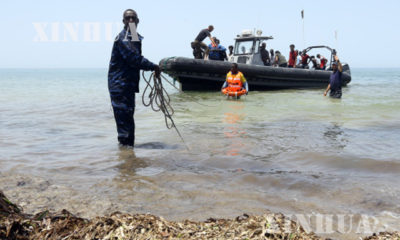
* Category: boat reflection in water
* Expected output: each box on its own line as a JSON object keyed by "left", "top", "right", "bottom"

{"left": 223, "top": 102, "right": 246, "bottom": 156}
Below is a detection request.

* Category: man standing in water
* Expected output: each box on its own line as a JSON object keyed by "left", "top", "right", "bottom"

{"left": 108, "top": 9, "right": 160, "bottom": 147}
{"left": 324, "top": 55, "right": 343, "bottom": 98}
{"left": 221, "top": 63, "right": 249, "bottom": 94}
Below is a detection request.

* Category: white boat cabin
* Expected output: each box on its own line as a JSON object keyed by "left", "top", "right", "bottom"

{"left": 229, "top": 29, "right": 273, "bottom": 66}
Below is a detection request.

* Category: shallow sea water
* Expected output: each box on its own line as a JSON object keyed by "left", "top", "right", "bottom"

{"left": 0, "top": 68, "right": 399, "bottom": 239}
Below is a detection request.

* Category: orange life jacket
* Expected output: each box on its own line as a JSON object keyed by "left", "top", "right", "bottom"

{"left": 226, "top": 71, "right": 243, "bottom": 91}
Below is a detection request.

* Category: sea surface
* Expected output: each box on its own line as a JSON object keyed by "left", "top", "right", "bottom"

{"left": 1, "top": 68, "right": 399, "bottom": 239}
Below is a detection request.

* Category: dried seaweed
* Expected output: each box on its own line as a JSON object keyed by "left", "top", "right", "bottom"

{"left": 1, "top": 190, "right": 399, "bottom": 240}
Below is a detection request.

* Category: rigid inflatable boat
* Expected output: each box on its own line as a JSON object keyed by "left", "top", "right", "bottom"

{"left": 160, "top": 30, "right": 351, "bottom": 91}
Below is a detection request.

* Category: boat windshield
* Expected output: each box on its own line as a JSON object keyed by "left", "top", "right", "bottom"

{"left": 234, "top": 40, "right": 254, "bottom": 55}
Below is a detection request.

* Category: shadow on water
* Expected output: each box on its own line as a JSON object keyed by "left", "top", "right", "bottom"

{"left": 135, "top": 142, "right": 180, "bottom": 150}
{"left": 323, "top": 122, "right": 348, "bottom": 150}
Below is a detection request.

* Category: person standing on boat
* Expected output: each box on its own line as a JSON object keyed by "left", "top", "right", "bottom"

{"left": 192, "top": 25, "right": 216, "bottom": 59}
{"left": 108, "top": 9, "right": 160, "bottom": 147}
{"left": 288, "top": 44, "right": 297, "bottom": 68}
{"left": 317, "top": 54, "right": 328, "bottom": 70}
{"left": 324, "top": 55, "right": 343, "bottom": 98}
{"left": 270, "top": 49, "right": 275, "bottom": 66}
{"left": 300, "top": 50, "right": 311, "bottom": 68}
{"left": 228, "top": 45, "right": 234, "bottom": 58}
{"left": 275, "top": 51, "right": 288, "bottom": 67}
{"left": 221, "top": 63, "right": 249, "bottom": 94}
{"left": 260, "top": 42, "right": 270, "bottom": 66}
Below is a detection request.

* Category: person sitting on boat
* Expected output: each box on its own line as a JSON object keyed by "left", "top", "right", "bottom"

{"left": 260, "top": 42, "right": 270, "bottom": 66}
{"left": 221, "top": 63, "right": 249, "bottom": 96}
{"left": 296, "top": 50, "right": 302, "bottom": 66}
{"left": 300, "top": 50, "right": 311, "bottom": 68}
{"left": 288, "top": 44, "right": 298, "bottom": 68}
{"left": 208, "top": 38, "right": 227, "bottom": 61}
{"left": 270, "top": 49, "right": 275, "bottom": 66}
{"left": 241, "top": 46, "right": 246, "bottom": 54}
{"left": 310, "top": 56, "right": 320, "bottom": 70}
{"left": 324, "top": 55, "right": 343, "bottom": 98}
{"left": 228, "top": 45, "right": 234, "bottom": 58}
{"left": 191, "top": 25, "right": 216, "bottom": 59}
{"left": 317, "top": 54, "right": 328, "bottom": 70}
{"left": 274, "top": 51, "right": 288, "bottom": 67}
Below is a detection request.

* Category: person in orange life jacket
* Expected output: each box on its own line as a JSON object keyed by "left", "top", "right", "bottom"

{"left": 221, "top": 63, "right": 249, "bottom": 94}
{"left": 300, "top": 50, "right": 311, "bottom": 68}
{"left": 317, "top": 54, "right": 328, "bottom": 70}
{"left": 324, "top": 55, "right": 343, "bottom": 98}
{"left": 288, "top": 44, "right": 298, "bottom": 68}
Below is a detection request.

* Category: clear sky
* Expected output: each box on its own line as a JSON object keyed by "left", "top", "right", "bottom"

{"left": 1, "top": 0, "right": 399, "bottom": 68}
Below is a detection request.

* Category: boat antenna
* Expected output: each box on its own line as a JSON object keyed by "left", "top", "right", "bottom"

{"left": 301, "top": 9, "right": 305, "bottom": 48}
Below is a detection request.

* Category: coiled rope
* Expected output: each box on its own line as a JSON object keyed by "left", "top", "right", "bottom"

{"left": 141, "top": 71, "right": 189, "bottom": 150}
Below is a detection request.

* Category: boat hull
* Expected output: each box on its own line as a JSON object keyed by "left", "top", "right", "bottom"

{"left": 160, "top": 57, "right": 351, "bottom": 91}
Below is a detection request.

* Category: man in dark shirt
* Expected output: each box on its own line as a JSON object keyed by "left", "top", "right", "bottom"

{"left": 108, "top": 9, "right": 160, "bottom": 147}
{"left": 260, "top": 42, "right": 270, "bottom": 66}
{"left": 324, "top": 55, "right": 343, "bottom": 98}
{"left": 192, "top": 25, "right": 216, "bottom": 59}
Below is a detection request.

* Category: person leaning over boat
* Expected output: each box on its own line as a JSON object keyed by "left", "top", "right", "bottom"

{"left": 288, "top": 44, "right": 297, "bottom": 68}
{"left": 324, "top": 55, "right": 343, "bottom": 99}
{"left": 221, "top": 63, "right": 249, "bottom": 94}
{"left": 260, "top": 42, "right": 270, "bottom": 66}
{"left": 274, "top": 51, "right": 288, "bottom": 67}
{"left": 310, "top": 56, "right": 320, "bottom": 70}
{"left": 208, "top": 38, "right": 227, "bottom": 61}
{"left": 192, "top": 25, "right": 216, "bottom": 59}
{"left": 108, "top": 9, "right": 160, "bottom": 147}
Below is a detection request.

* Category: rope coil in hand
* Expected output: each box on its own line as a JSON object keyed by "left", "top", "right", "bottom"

{"left": 141, "top": 71, "right": 188, "bottom": 149}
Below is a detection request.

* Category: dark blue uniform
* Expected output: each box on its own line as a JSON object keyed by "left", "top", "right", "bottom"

{"left": 108, "top": 28, "right": 156, "bottom": 146}
{"left": 208, "top": 44, "right": 227, "bottom": 61}
{"left": 329, "top": 70, "right": 342, "bottom": 98}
